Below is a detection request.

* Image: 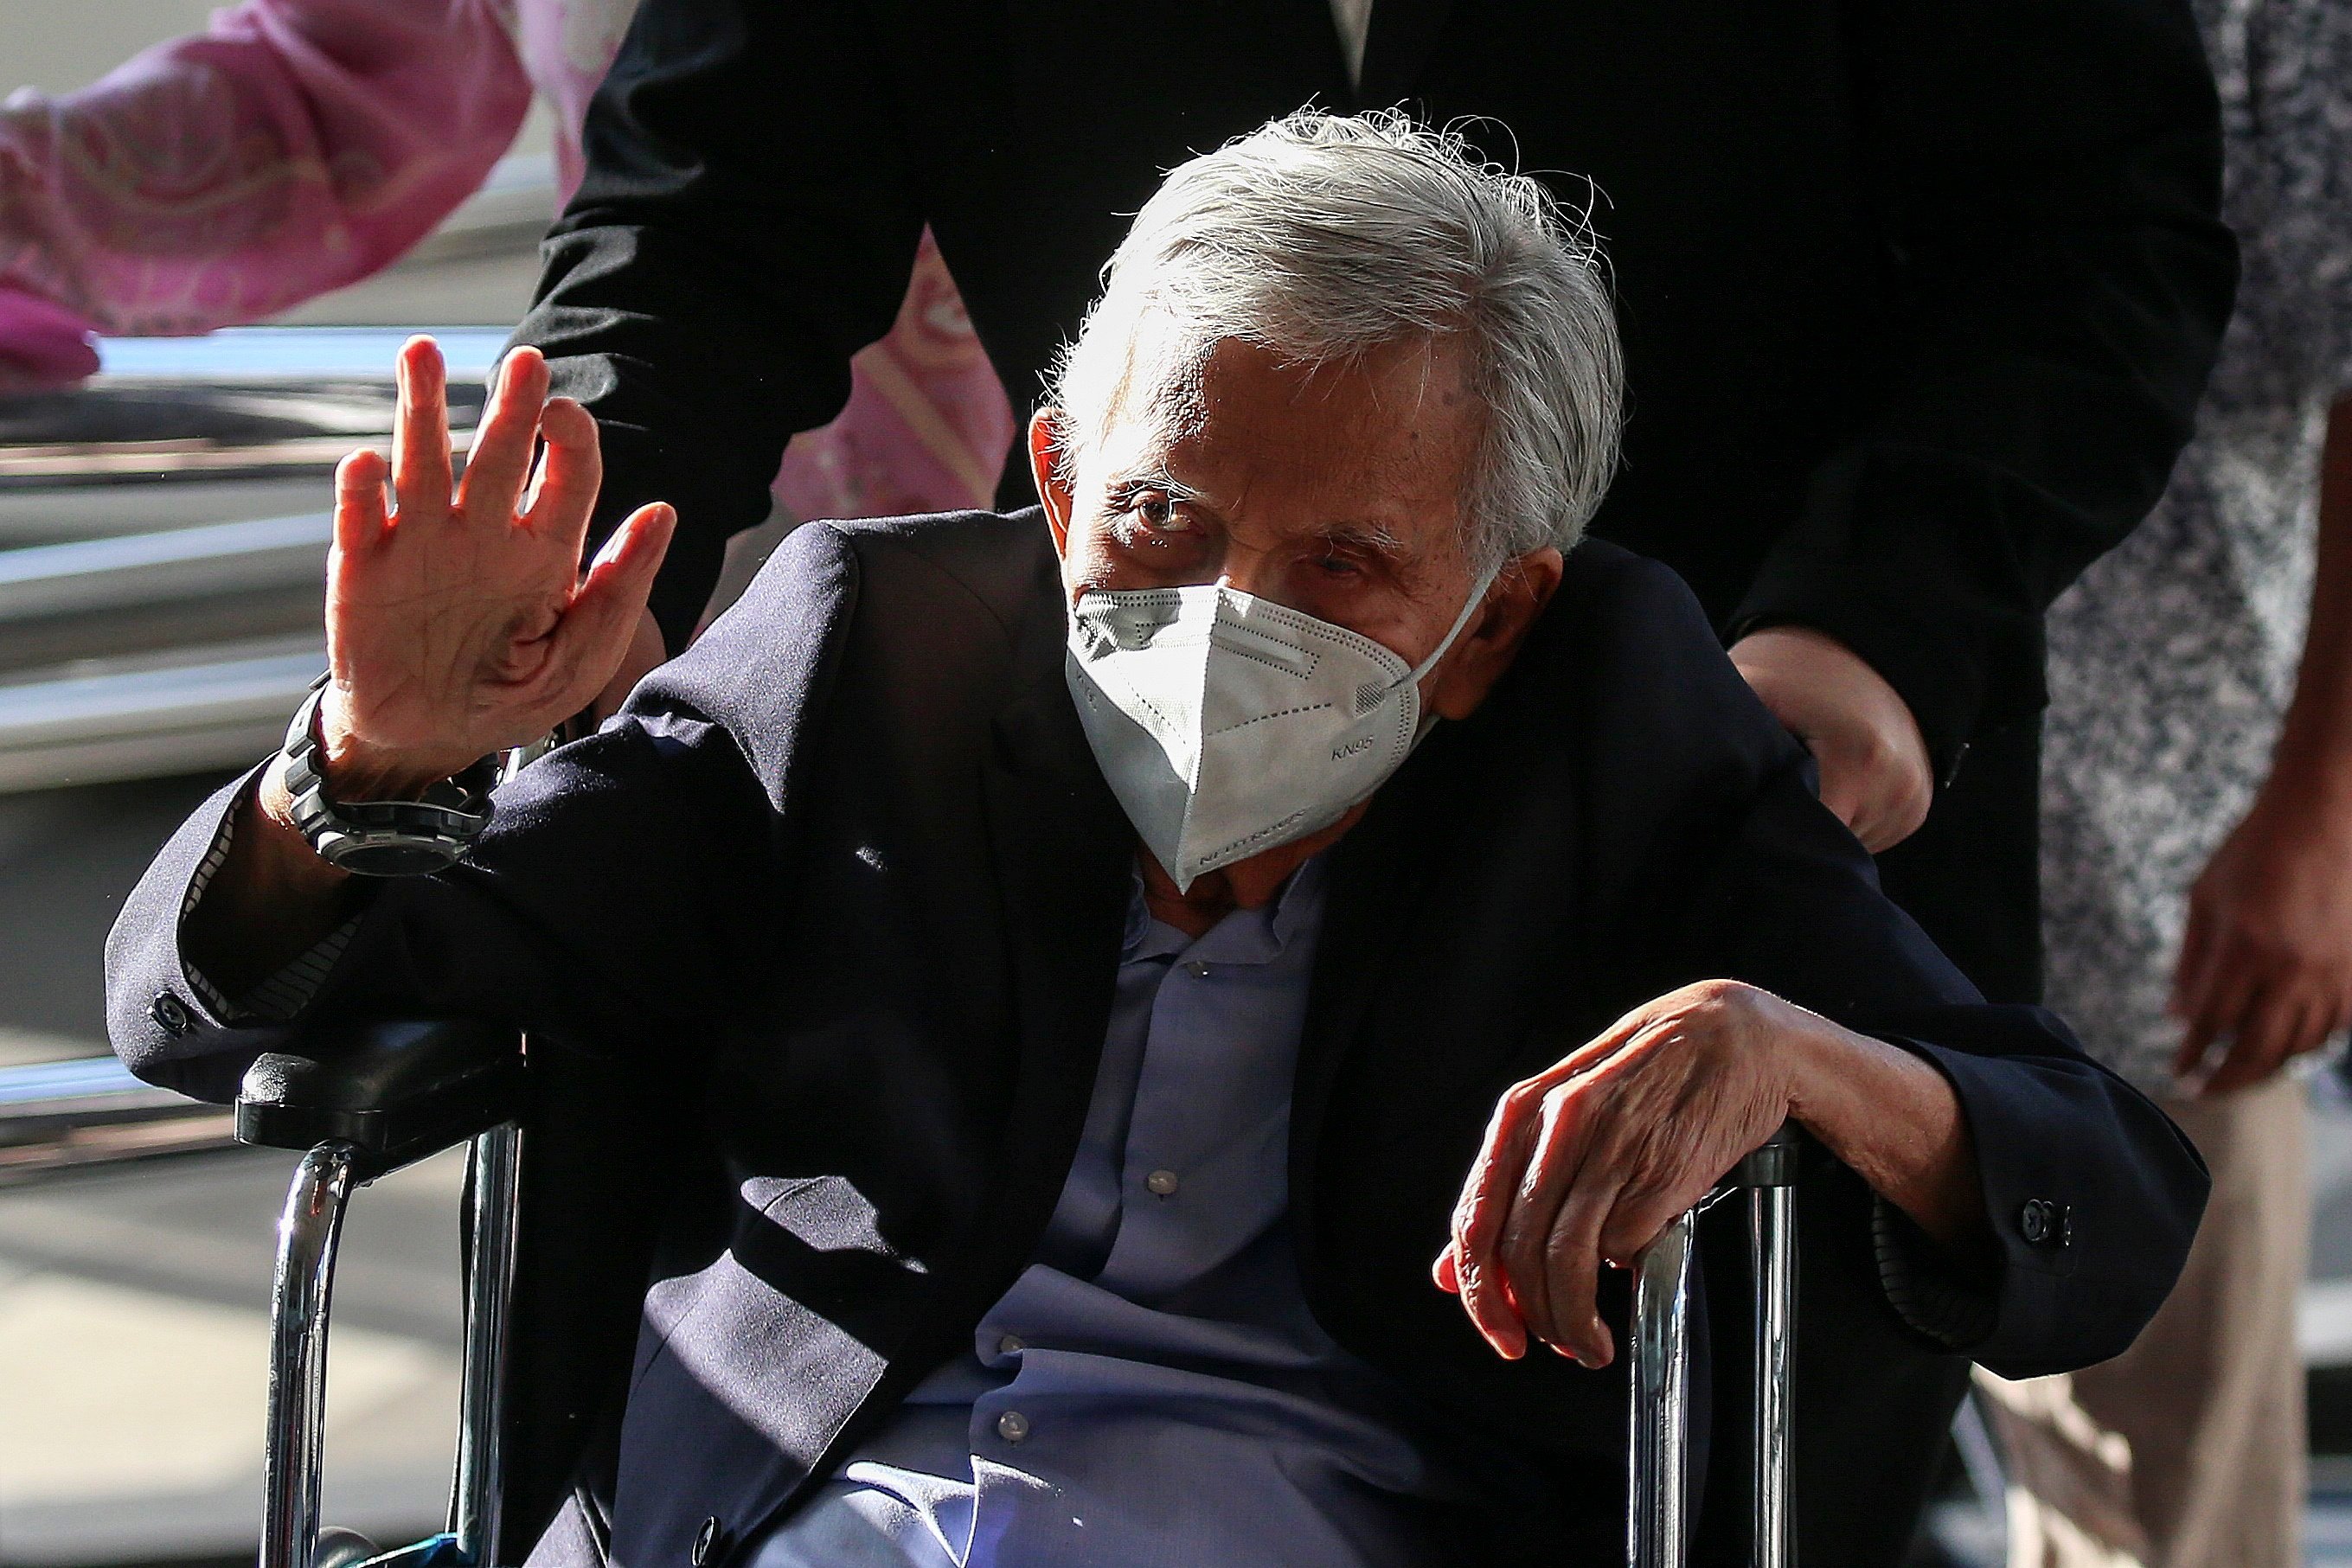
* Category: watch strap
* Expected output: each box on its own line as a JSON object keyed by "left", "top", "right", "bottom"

{"left": 271, "top": 675, "right": 497, "bottom": 876}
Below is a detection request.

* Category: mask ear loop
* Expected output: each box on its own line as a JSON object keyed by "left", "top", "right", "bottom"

{"left": 1381, "top": 559, "right": 1504, "bottom": 697}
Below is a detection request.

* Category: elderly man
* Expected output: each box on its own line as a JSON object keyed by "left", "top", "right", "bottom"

{"left": 110, "top": 115, "right": 2200, "bottom": 1567}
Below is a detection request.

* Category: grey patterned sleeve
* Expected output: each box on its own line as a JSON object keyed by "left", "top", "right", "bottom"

{"left": 178, "top": 810, "right": 358, "bottom": 1026}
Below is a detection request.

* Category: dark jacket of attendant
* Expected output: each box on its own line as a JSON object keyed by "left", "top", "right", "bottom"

{"left": 107, "top": 516, "right": 2208, "bottom": 1568}
{"left": 518, "top": 0, "right": 2237, "bottom": 1010}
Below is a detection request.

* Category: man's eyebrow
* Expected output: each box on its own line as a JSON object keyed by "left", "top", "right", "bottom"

{"left": 1317, "top": 518, "right": 1412, "bottom": 560}
{"left": 1106, "top": 464, "right": 1208, "bottom": 503}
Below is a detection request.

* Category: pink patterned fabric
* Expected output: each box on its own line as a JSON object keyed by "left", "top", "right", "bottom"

{"left": 0, "top": 0, "right": 1013, "bottom": 515}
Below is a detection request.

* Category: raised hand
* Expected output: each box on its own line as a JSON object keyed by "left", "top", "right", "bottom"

{"left": 321, "top": 336, "right": 674, "bottom": 797}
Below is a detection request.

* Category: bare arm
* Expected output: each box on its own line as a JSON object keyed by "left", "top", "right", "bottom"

{"left": 1436, "top": 979, "right": 1985, "bottom": 1366}
{"left": 2171, "top": 394, "right": 2352, "bottom": 1091}
{"left": 182, "top": 336, "right": 673, "bottom": 1001}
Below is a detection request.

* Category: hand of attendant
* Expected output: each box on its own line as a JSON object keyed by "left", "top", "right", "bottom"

{"left": 1433, "top": 980, "right": 1987, "bottom": 1366}
{"left": 322, "top": 336, "right": 676, "bottom": 797}
{"left": 1731, "top": 626, "right": 1934, "bottom": 853}
{"left": 2172, "top": 397, "right": 2352, "bottom": 1097}
{"left": 2169, "top": 767, "right": 2352, "bottom": 1094}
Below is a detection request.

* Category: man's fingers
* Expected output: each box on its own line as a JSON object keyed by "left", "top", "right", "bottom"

{"left": 522, "top": 396, "right": 605, "bottom": 550}
{"left": 1496, "top": 1089, "right": 1590, "bottom": 1353}
{"left": 1452, "top": 1091, "right": 1543, "bottom": 1359}
{"left": 1446, "top": 1014, "right": 1663, "bottom": 1359}
{"left": 333, "top": 449, "right": 390, "bottom": 554}
{"left": 390, "top": 336, "right": 454, "bottom": 519}
{"left": 544, "top": 504, "right": 676, "bottom": 709}
{"left": 1536, "top": 1181, "right": 1618, "bottom": 1366}
{"left": 458, "top": 348, "right": 551, "bottom": 524}
{"left": 1597, "top": 1174, "right": 1712, "bottom": 1278}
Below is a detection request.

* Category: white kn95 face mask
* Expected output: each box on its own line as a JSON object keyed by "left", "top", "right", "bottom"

{"left": 1064, "top": 564, "right": 1499, "bottom": 891}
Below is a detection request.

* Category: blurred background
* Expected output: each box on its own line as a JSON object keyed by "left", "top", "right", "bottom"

{"left": 0, "top": 5, "right": 2342, "bottom": 1568}
{"left": 0, "top": 4, "right": 546, "bottom": 1563}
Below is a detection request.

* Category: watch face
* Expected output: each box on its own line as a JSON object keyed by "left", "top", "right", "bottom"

{"left": 328, "top": 837, "right": 463, "bottom": 877}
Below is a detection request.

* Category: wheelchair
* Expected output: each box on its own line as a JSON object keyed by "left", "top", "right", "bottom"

{"left": 228, "top": 1015, "right": 1804, "bottom": 1568}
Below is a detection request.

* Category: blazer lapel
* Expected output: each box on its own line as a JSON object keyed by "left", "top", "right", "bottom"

{"left": 1356, "top": 0, "right": 1458, "bottom": 107}
{"left": 1288, "top": 739, "right": 1455, "bottom": 1240}
{"left": 971, "top": 670, "right": 1136, "bottom": 1284}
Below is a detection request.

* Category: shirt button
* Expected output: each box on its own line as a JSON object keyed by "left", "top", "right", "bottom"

{"left": 997, "top": 1333, "right": 1025, "bottom": 1355}
{"left": 690, "top": 1515, "right": 723, "bottom": 1567}
{"left": 1184, "top": 960, "right": 1212, "bottom": 979}
{"left": 148, "top": 992, "right": 191, "bottom": 1036}
{"left": 997, "top": 1410, "right": 1031, "bottom": 1443}
{"left": 1145, "top": 1168, "right": 1181, "bottom": 1197}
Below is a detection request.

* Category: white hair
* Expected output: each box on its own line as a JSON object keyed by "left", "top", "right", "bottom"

{"left": 1048, "top": 110, "right": 1625, "bottom": 570}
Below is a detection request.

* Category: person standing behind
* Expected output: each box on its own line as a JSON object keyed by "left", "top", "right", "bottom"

{"left": 1982, "top": 2, "right": 2352, "bottom": 1564}
{"left": 0, "top": 0, "right": 1011, "bottom": 529}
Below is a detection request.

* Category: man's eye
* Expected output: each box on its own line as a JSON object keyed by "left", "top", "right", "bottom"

{"left": 1117, "top": 493, "right": 1201, "bottom": 548}
{"left": 1133, "top": 495, "right": 1188, "bottom": 532}
{"left": 1313, "top": 554, "right": 1363, "bottom": 579}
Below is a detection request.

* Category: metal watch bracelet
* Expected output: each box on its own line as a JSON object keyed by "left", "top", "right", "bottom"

{"left": 266, "top": 675, "right": 498, "bottom": 876}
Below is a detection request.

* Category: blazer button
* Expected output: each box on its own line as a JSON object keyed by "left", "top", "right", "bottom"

{"left": 690, "top": 1515, "right": 723, "bottom": 1568}
{"left": 2019, "top": 1199, "right": 2072, "bottom": 1248}
{"left": 148, "top": 992, "right": 191, "bottom": 1037}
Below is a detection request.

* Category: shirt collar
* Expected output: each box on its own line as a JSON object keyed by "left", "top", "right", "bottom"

{"left": 1121, "top": 854, "right": 1330, "bottom": 968}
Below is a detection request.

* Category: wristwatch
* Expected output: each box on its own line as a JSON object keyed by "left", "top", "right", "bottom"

{"left": 266, "top": 675, "right": 498, "bottom": 875}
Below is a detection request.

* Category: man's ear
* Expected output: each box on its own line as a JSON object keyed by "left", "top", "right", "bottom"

{"left": 1029, "top": 409, "right": 1073, "bottom": 558}
{"left": 1426, "top": 547, "right": 1566, "bottom": 722}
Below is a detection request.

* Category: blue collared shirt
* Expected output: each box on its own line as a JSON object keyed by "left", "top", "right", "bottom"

{"left": 747, "top": 858, "right": 1462, "bottom": 1567}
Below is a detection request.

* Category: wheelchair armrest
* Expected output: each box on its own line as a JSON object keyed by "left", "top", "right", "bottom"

{"left": 236, "top": 1019, "right": 525, "bottom": 1180}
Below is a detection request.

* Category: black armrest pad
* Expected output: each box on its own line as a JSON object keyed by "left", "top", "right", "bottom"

{"left": 237, "top": 1019, "right": 525, "bottom": 1178}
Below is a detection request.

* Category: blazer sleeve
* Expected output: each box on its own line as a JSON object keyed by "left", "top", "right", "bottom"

{"left": 509, "top": 0, "right": 927, "bottom": 649}
{"left": 1729, "top": 0, "right": 2239, "bottom": 778}
{"left": 1574, "top": 550, "right": 2209, "bottom": 1375}
{"left": 103, "top": 521, "right": 863, "bottom": 1106}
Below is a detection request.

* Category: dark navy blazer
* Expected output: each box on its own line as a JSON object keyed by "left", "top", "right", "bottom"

{"left": 107, "top": 512, "right": 2206, "bottom": 1566}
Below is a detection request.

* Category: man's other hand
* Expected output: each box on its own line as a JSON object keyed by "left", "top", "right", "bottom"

{"left": 2170, "top": 774, "right": 2352, "bottom": 1094}
{"left": 322, "top": 336, "right": 675, "bottom": 797}
{"left": 1434, "top": 979, "right": 1986, "bottom": 1367}
{"left": 1434, "top": 981, "right": 1797, "bottom": 1366}
{"left": 1731, "top": 626, "right": 1932, "bottom": 853}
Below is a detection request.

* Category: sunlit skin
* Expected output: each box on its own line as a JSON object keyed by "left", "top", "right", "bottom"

{"left": 186, "top": 330, "right": 1989, "bottom": 1373}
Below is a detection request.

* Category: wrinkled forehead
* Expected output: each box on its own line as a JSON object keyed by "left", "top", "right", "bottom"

{"left": 1092, "top": 323, "right": 1484, "bottom": 558}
